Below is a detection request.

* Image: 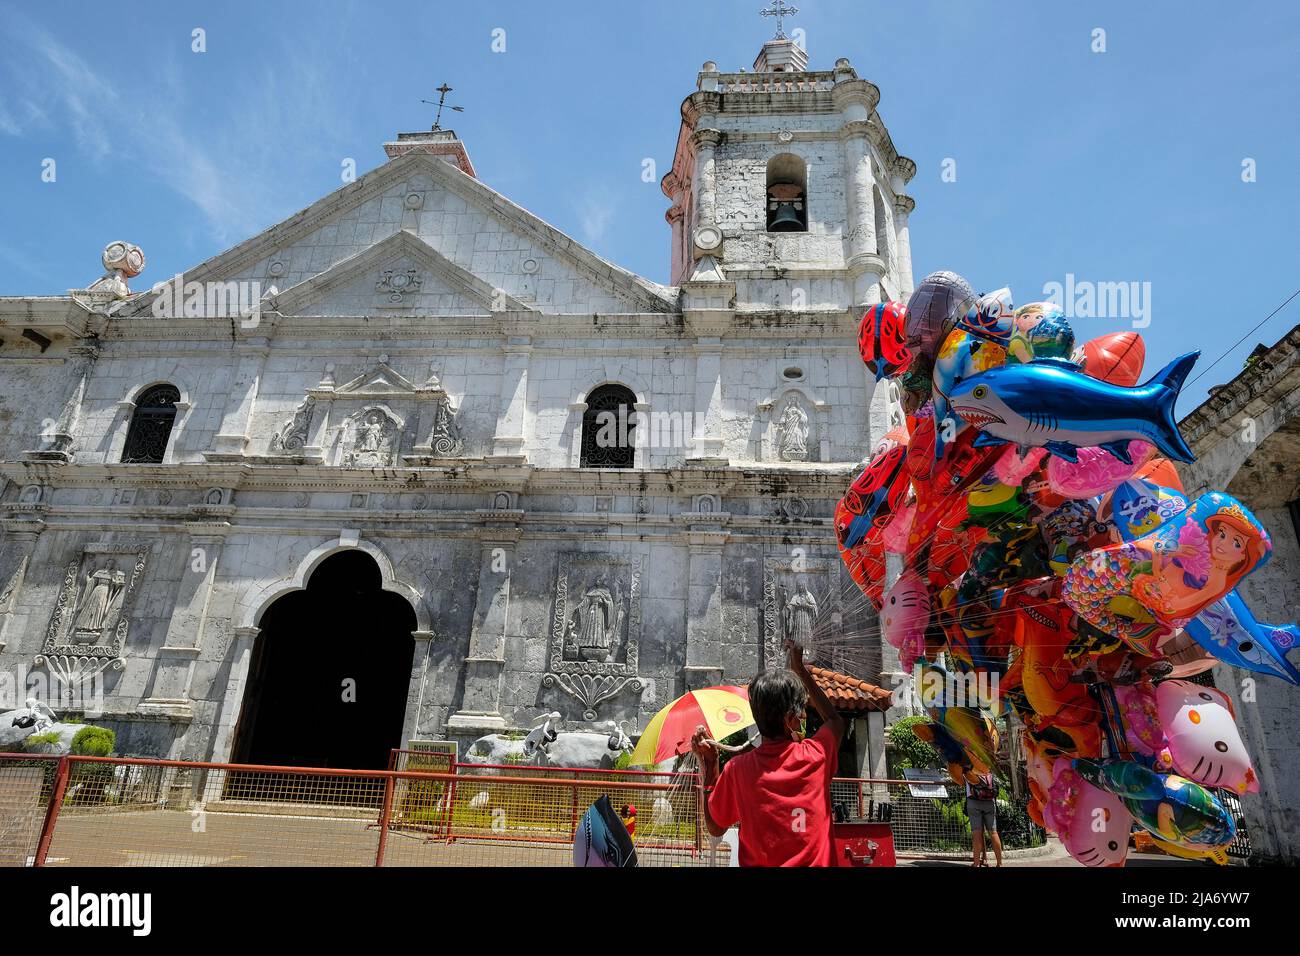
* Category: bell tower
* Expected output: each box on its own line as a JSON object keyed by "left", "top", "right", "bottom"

{"left": 661, "top": 33, "right": 916, "bottom": 315}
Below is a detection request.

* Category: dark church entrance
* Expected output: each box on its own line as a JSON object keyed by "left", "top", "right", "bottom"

{"left": 231, "top": 550, "right": 416, "bottom": 772}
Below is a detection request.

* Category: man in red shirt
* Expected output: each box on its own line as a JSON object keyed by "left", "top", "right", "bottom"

{"left": 691, "top": 640, "right": 845, "bottom": 866}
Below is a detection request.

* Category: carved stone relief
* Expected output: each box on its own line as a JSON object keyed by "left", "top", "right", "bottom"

{"left": 542, "top": 552, "right": 644, "bottom": 719}
{"left": 375, "top": 266, "right": 423, "bottom": 307}
{"left": 271, "top": 395, "right": 316, "bottom": 453}
{"left": 761, "top": 554, "right": 842, "bottom": 669}
{"left": 38, "top": 542, "right": 150, "bottom": 688}
{"left": 339, "top": 406, "right": 402, "bottom": 467}
{"left": 425, "top": 395, "right": 464, "bottom": 457}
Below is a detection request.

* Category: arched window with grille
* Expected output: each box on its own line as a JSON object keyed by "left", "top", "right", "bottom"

{"left": 580, "top": 384, "right": 637, "bottom": 468}
{"left": 121, "top": 384, "right": 180, "bottom": 463}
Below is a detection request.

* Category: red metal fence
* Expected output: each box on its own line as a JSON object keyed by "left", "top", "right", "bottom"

{"left": 0, "top": 751, "right": 1045, "bottom": 867}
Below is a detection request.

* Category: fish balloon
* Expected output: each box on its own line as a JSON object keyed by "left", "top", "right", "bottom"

{"left": 947, "top": 352, "right": 1200, "bottom": 464}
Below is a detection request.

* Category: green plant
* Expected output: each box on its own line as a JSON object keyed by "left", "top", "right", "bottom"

{"left": 888, "top": 716, "right": 942, "bottom": 771}
{"left": 70, "top": 726, "right": 115, "bottom": 757}
{"left": 501, "top": 751, "right": 532, "bottom": 765}
{"left": 23, "top": 731, "right": 62, "bottom": 748}
{"left": 612, "top": 750, "right": 635, "bottom": 771}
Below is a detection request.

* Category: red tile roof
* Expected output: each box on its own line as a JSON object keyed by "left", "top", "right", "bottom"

{"left": 808, "top": 665, "right": 893, "bottom": 714}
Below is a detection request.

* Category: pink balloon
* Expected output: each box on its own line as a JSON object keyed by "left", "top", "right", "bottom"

{"left": 1043, "top": 759, "right": 1130, "bottom": 867}
{"left": 993, "top": 446, "right": 1046, "bottom": 486}
{"left": 881, "top": 501, "right": 915, "bottom": 554}
{"left": 1047, "top": 440, "right": 1155, "bottom": 498}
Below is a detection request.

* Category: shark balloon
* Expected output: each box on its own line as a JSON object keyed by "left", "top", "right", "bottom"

{"left": 947, "top": 352, "right": 1200, "bottom": 464}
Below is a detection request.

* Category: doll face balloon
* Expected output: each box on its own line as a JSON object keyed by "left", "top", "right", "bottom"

{"left": 1156, "top": 680, "right": 1259, "bottom": 794}
{"left": 1007, "top": 303, "right": 1074, "bottom": 365}
{"left": 1062, "top": 492, "right": 1272, "bottom": 654}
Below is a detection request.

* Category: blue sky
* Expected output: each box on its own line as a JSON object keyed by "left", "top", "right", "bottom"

{"left": 1, "top": 0, "right": 1297, "bottom": 411}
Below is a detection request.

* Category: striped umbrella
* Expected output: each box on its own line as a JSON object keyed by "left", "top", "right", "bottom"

{"left": 628, "top": 686, "right": 754, "bottom": 767}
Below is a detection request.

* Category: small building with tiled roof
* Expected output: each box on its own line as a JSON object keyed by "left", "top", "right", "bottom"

{"left": 803, "top": 664, "right": 894, "bottom": 779}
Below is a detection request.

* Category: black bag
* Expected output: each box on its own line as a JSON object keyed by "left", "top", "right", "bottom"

{"left": 968, "top": 774, "right": 996, "bottom": 802}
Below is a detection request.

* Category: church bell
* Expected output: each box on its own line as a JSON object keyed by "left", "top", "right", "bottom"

{"left": 767, "top": 182, "right": 806, "bottom": 232}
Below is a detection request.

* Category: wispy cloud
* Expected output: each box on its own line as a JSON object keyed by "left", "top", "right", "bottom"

{"left": 577, "top": 185, "right": 619, "bottom": 246}
{"left": 0, "top": 12, "right": 354, "bottom": 247}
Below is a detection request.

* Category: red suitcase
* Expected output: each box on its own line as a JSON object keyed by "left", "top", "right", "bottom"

{"left": 832, "top": 822, "right": 896, "bottom": 867}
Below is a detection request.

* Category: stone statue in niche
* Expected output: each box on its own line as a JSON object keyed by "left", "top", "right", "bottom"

{"left": 272, "top": 396, "right": 316, "bottom": 452}
{"left": 563, "top": 576, "right": 626, "bottom": 663}
{"left": 69, "top": 560, "right": 128, "bottom": 644}
{"left": 777, "top": 398, "right": 810, "bottom": 461}
{"left": 342, "top": 408, "right": 399, "bottom": 467}
{"left": 427, "top": 397, "right": 464, "bottom": 457}
{"left": 781, "top": 579, "right": 818, "bottom": 650}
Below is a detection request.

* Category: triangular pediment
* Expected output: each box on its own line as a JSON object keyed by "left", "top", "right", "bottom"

{"left": 267, "top": 230, "right": 530, "bottom": 316}
{"left": 118, "top": 150, "right": 678, "bottom": 319}
{"left": 332, "top": 360, "right": 422, "bottom": 396}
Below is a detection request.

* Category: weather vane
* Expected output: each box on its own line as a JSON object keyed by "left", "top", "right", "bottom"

{"left": 760, "top": 0, "right": 798, "bottom": 39}
{"left": 421, "top": 82, "right": 464, "bottom": 131}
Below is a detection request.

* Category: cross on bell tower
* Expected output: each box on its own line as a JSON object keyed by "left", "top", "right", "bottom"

{"left": 759, "top": 0, "right": 798, "bottom": 40}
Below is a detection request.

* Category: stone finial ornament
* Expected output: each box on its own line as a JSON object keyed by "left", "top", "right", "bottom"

{"left": 102, "top": 241, "right": 146, "bottom": 279}
{"left": 73, "top": 241, "right": 146, "bottom": 311}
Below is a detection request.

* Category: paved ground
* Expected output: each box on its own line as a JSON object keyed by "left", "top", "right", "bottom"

{"left": 40, "top": 808, "right": 1209, "bottom": 868}
{"left": 44, "top": 808, "right": 714, "bottom": 867}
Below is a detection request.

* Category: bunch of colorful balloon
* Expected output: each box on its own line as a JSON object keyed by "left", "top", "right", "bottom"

{"left": 838, "top": 272, "right": 1299, "bottom": 866}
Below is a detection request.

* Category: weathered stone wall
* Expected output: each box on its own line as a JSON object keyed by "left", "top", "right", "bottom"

{"left": 1179, "top": 326, "right": 1300, "bottom": 862}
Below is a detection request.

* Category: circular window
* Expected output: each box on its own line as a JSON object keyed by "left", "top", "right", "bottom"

{"left": 782, "top": 366, "right": 804, "bottom": 381}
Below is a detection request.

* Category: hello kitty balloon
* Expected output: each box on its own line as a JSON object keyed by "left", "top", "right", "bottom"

{"left": 1156, "top": 680, "right": 1259, "bottom": 794}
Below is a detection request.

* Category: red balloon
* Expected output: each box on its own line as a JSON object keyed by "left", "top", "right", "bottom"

{"left": 1078, "top": 332, "right": 1145, "bottom": 386}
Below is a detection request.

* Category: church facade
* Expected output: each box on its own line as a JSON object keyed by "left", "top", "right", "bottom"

{"left": 0, "top": 37, "right": 915, "bottom": 766}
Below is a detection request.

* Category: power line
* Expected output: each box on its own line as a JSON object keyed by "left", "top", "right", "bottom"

{"left": 1186, "top": 284, "right": 1300, "bottom": 387}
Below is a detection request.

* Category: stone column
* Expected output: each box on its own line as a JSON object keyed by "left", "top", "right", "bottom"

{"left": 683, "top": 528, "right": 728, "bottom": 691}
{"left": 25, "top": 344, "right": 98, "bottom": 461}
{"left": 689, "top": 338, "right": 726, "bottom": 463}
{"left": 893, "top": 195, "right": 916, "bottom": 299}
{"left": 665, "top": 202, "right": 685, "bottom": 286}
{"left": 692, "top": 128, "right": 722, "bottom": 248}
{"left": 491, "top": 336, "right": 531, "bottom": 461}
{"left": 839, "top": 121, "right": 885, "bottom": 312}
{"left": 867, "top": 710, "right": 889, "bottom": 804}
{"left": 207, "top": 341, "right": 269, "bottom": 460}
{"left": 140, "top": 527, "right": 227, "bottom": 719}
{"left": 446, "top": 527, "right": 520, "bottom": 733}
{"left": 0, "top": 518, "right": 45, "bottom": 653}
{"left": 402, "top": 630, "right": 436, "bottom": 744}
{"left": 208, "top": 625, "right": 260, "bottom": 763}
{"left": 841, "top": 122, "right": 877, "bottom": 263}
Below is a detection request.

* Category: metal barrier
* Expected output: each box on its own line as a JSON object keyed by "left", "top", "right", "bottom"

{"left": 1, "top": 751, "right": 1057, "bottom": 867}
{"left": 830, "top": 777, "right": 1047, "bottom": 859}
{"left": 0, "top": 752, "right": 718, "bottom": 868}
